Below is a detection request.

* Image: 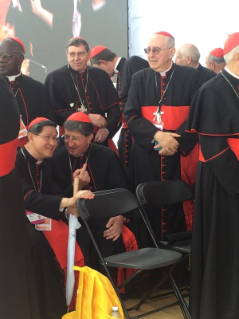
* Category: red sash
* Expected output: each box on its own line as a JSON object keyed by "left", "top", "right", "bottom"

{"left": 199, "top": 138, "right": 239, "bottom": 162}
{"left": 0, "top": 138, "right": 18, "bottom": 177}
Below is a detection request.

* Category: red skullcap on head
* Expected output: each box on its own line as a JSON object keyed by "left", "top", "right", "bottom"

{"left": 224, "top": 32, "right": 239, "bottom": 55}
{"left": 154, "top": 31, "right": 174, "bottom": 40}
{"left": 90, "top": 46, "right": 107, "bottom": 58}
{"left": 28, "top": 117, "right": 51, "bottom": 130}
{"left": 7, "top": 37, "right": 25, "bottom": 53}
{"left": 210, "top": 48, "right": 224, "bottom": 58}
{"left": 67, "top": 112, "right": 92, "bottom": 123}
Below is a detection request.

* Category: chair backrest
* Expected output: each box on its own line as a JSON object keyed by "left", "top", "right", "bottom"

{"left": 136, "top": 180, "right": 193, "bottom": 207}
{"left": 78, "top": 188, "right": 140, "bottom": 221}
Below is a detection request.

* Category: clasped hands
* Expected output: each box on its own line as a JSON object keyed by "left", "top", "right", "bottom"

{"left": 154, "top": 131, "right": 181, "bottom": 156}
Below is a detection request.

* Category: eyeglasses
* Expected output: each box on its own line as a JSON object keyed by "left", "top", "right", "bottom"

{"left": 67, "top": 51, "right": 88, "bottom": 58}
{"left": 144, "top": 47, "right": 172, "bottom": 55}
{"left": 0, "top": 54, "right": 18, "bottom": 62}
{"left": 32, "top": 133, "right": 58, "bottom": 142}
{"left": 62, "top": 135, "right": 86, "bottom": 143}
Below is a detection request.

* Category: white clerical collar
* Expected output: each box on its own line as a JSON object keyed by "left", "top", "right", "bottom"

{"left": 224, "top": 66, "right": 239, "bottom": 80}
{"left": 160, "top": 62, "right": 173, "bottom": 76}
{"left": 24, "top": 146, "right": 43, "bottom": 165}
{"left": 6, "top": 73, "right": 21, "bottom": 82}
{"left": 114, "top": 57, "right": 122, "bottom": 74}
{"left": 195, "top": 63, "right": 200, "bottom": 69}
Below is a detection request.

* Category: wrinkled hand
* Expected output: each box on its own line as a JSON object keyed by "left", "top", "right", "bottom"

{"left": 94, "top": 128, "right": 109, "bottom": 143}
{"left": 88, "top": 114, "right": 107, "bottom": 128}
{"left": 67, "top": 206, "right": 79, "bottom": 217}
{"left": 73, "top": 164, "right": 90, "bottom": 189}
{"left": 103, "top": 215, "right": 124, "bottom": 241}
{"left": 31, "top": 0, "right": 42, "bottom": 14}
{"left": 154, "top": 131, "right": 181, "bottom": 156}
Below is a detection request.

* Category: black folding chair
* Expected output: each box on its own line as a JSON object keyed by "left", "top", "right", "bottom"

{"left": 136, "top": 180, "right": 194, "bottom": 314}
{"left": 136, "top": 180, "right": 193, "bottom": 254}
{"left": 77, "top": 188, "right": 190, "bottom": 319}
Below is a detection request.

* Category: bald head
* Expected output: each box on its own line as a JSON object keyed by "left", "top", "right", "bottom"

{"left": 0, "top": 38, "right": 24, "bottom": 76}
{"left": 175, "top": 43, "right": 200, "bottom": 68}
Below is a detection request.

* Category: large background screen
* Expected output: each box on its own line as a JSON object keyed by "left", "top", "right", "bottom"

{"left": 0, "top": 0, "right": 128, "bottom": 82}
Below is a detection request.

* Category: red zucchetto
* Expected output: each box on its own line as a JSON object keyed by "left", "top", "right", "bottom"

{"left": 67, "top": 112, "right": 92, "bottom": 123}
{"left": 154, "top": 31, "right": 174, "bottom": 39}
{"left": 223, "top": 32, "right": 239, "bottom": 55}
{"left": 7, "top": 37, "right": 25, "bottom": 53}
{"left": 210, "top": 48, "right": 224, "bottom": 58}
{"left": 90, "top": 46, "right": 107, "bottom": 58}
{"left": 28, "top": 117, "right": 51, "bottom": 130}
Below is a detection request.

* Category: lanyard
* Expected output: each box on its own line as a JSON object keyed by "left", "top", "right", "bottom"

{"left": 21, "top": 148, "right": 42, "bottom": 192}
{"left": 153, "top": 65, "right": 175, "bottom": 123}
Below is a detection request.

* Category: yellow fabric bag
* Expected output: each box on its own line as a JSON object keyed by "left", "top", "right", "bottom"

{"left": 62, "top": 266, "right": 124, "bottom": 319}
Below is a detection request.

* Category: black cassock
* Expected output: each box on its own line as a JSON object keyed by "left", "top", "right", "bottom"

{"left": 45, "top": 65, "right": 120, "bottom": 142}
{"left": 124, "top": 64, "right": 198, "bottom": 239}
{"left": 5, "top": 74, "right": 55, "bottom": 147}
{"left": 196, "top": 63, "right": 216, "bottom": 88}
{"left": 116, "top": 56, "right": 149, "bottom": 169}
{"left": 15, "top": 147, "right": 67, "bottom": 319}
{"left": 0, "top": 76, "right": 40, "bottom": 319}
{"left": 50, "top": 143, "right": 141, "bottom": 270}
{"left": 186, "top": 69, "right": 239, "bottom": 319}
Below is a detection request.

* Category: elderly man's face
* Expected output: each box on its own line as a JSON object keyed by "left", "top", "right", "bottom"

{"left": 146, "top": 35, "right": 175, "bottom": 73}
{"left": 64, "top": 129, "right": 93, "bottom": 157}
{"left": 175, "top": 49, "right": 188, "bottom": 66}
{"left": 67, "top": 44, "right": 91, "bottom": 72}
{"left": 0, "top": 41, "right": 23, "bottom": 76}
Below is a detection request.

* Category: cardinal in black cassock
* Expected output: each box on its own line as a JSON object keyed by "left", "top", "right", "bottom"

{"left": 186, "top": 32, "right": 239, "bottom": 319}
{"left": 0, "top": 75, "right": 40, "bottom": 319}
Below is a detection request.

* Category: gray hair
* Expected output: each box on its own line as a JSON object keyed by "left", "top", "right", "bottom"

{"left": 63, "top": 120, "right": 94, "bottom": 136}
{"left": 180, "top": 44, "right": 200, "bottom": 63}
{"left": 66, "top": 38, "right": 90, "bottom": 52}
{"left": 224, "top": 44, "right": 239, "bottom": 64}
{"left": 166, "top": 37, "right": 175, "bottom": 48}
{"left": 208, "top": 54, "right": 225, "bottom": 64}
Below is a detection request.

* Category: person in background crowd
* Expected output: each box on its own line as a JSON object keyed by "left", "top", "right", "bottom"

{"left": 90, "top": 45, "right": 149, "bottom": 172}
{"left": 205, "top": 47, "right": 226, "bottom": 74}
{"left": 45, "top": 37, "right": 120, "bottom": 151}
{"left": 0, "top": 37, "right": 55, "bottom": 147}
{"left": 175, "top": 43, "right": 216, "bottom": 87}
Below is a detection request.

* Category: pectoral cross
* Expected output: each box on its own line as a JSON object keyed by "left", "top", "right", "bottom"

{"left": 153, "top": 110, "right": 164, "bottom": 124}
{"left": 77, "top": 103, "right": 88, "bottom": 113}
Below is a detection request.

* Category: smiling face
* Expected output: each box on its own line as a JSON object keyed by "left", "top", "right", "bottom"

{"left": 67, "top": 44, "right": 91, "bottom": 72}
{"left": 27, "top": 126, "right": 58, "bottom": 159}
{"left": 64, "top": 129, "right": 93, "bottom": 157}
{"left": 147, "top": 34, "right": 175, "bottom": 73}
{"left": 0, "top": 40, "right": 24, "bottom": 76}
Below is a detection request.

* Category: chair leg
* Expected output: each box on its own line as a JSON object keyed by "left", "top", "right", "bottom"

{"left": 169, "top": 274, "right": 191, "bottom": 319}
{"left": 129, "top": 265, "right": 176, "bottom": 311}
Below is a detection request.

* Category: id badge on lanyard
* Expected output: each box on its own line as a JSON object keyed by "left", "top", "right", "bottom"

{"left": 153, "top": 109, "right": 164, "bottom": 151}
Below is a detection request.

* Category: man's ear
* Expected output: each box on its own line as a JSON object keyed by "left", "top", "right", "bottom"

{"left": 99, "top": 60, "right": 107, "bottom": 66}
